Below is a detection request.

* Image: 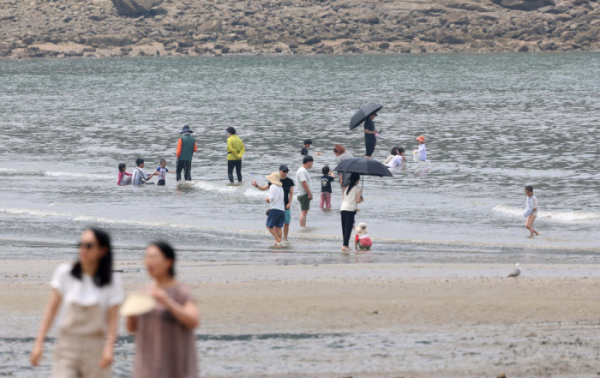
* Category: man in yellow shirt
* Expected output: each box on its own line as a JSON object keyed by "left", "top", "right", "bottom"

{"left": 226, "top": 127, "right": 245, "bottom": 184}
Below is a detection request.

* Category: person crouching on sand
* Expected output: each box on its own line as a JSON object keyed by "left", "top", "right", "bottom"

{"left": 265, "top": 172, "right": 286, "bottom": 247}
{"left": 31, "top": 228, "right": 123, "bottom": 377}
{"left": 524, "top": 185, "right": 541, "bottom": 238}
{"left": 354, "top": 222, "right": 373, "bottom": 251}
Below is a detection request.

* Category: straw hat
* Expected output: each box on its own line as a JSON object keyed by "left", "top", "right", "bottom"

{"left": 354, "top": 222, "right": 369, "bottom": 235}
{"left": 265, "top": 172, "right": 282, "bottom": 186}
{"left": 120, "top": 292, "right": 156, "bottom": 317}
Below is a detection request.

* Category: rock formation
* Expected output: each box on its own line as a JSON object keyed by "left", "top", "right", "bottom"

{"left": 0, "top": 0, "right": 599, "bottom": 59}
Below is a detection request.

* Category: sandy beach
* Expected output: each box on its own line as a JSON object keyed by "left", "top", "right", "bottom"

{"left": 2, "top": 261, "right": 600, "bottom": 377}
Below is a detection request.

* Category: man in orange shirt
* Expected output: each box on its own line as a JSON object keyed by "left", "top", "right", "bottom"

{"left": 176, "top": 125, "right": 198, "bottom": 181}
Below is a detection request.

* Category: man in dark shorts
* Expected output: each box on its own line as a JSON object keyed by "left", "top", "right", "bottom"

{"left": 253, "top": 164, "right": 295, "bottom": 242}
{"left": 364, "top": 114, "right": 379, "bottom": 159}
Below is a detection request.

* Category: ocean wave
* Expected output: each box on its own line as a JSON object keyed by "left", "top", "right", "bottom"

{"left": 181, "top": 180, "right": 242, "bottom": 193}
{"left": 0, "top": 208, "right": 73, "bottom": 218}
{"left": 244, "top": 188, "right": 268, "bottom": 197}
{"left": 0, "top": 168, "right": 113, "bottom": 180}
{"left": 492, "top": 205, "right": 600, "bottom": 223}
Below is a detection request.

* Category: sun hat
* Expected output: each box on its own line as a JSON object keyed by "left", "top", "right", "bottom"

{"left": 415, "top": 135, "right": 425, "bottom": 142}
{"left": 354, "top": 222, "right": 369, "bottom": 235}
{"left": 119, "top": 292, "right": 156, "bottom": 317}
{"left": 266, "top": 172, "right": 282, "bottom": 186}
{"left": 180, "top": 125, "right": 193, "bottom": 134}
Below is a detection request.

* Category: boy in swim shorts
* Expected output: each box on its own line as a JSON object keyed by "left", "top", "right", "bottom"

{"left": 156, "top": 159, "right": 175, "bottom": 186}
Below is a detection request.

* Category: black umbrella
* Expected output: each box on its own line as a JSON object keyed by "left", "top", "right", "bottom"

{"left": 334, "top": 158, "right": 393, "bottom": 177}
{"left": 349, "top": 103, "right": 383, "bottom": 130}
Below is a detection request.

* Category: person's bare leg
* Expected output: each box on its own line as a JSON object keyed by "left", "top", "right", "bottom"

{"left": 531, "top": 215, "right": 540, "bottom": 235}
{"left": 525, "top": 216, "right": 535, "bottom": 237}
{"left": 267, "top": 226, "right": 279, "bottom": 243}
{"left": 300, "top": 210, "right": 308, "bottom": 227}
{"left": 283, "top": 224, "right": 290, "bottom": 241}
{"left": 275, "top": 227, "right": 283, "bottom": 241}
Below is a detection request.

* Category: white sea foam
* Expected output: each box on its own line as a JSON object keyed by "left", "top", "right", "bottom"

{"left": 0, "top": 207, "right": 73, "bottom": 218}
{"left": 0, "top": 168, "right": 112, "bottom": 180}
{"left": 492, "top": 204, "right": 600, "bottom": 223}
{"left": 244, "top": 188, "right": 267, "bottom": 197}
{"left": 182, "top": 181, "right": 241, "bottom": 193}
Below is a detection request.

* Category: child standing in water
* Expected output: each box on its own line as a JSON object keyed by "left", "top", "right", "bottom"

{"left": 117, "top": 163, "right": 132, "bottom": 186}
{"left": 320, "top": 166, "right": 334, "bottom": 209}
{"left": 523, "top": 185, "right": 541, "bottom": 238}
{"left": 155, "top": 159, "right": 174, "bottom": 186}
{"left": 414, "top": 135, "right": 427, "bottom": 162}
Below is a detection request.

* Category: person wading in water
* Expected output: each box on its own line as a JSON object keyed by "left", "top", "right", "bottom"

{"left": 176, "top": 125, "right": 197, "bottom": 181}
{"left": 226, "top": 127, "right": 245, "bottom": 184}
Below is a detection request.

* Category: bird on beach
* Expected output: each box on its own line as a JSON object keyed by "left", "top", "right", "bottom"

{"left": 508, "top": 263, "right": 521, "bottom": 278}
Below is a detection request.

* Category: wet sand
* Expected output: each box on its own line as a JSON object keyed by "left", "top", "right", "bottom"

{"left": 2, "top": 261, "right": 600, "bottom": 377}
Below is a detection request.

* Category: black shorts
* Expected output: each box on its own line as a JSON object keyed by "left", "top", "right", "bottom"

{"left": 365, "top": 142, "right": 376, "bottom": 157}
{"left": 157, "top": 179, "right": 165, "bottom": 186}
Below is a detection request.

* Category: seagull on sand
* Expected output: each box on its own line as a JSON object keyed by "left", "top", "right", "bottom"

{"left": 508, "top": 263, "right": 521, "bottom": 279}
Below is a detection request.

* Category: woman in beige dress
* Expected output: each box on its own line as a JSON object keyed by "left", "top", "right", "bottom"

{"left": 127, "top": 241, "right": 200, "bottom": 378}
{"left": 30, "top": 228, "right": 123, "bottom": 378}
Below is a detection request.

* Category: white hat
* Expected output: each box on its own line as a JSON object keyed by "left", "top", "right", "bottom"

{"left": 354, "top": 222, "right": 369, "bottom": 235}
{"left": 120, "top": 292, "right": 156, "bottom": 317}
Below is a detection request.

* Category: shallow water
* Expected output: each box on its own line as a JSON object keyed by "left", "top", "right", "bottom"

{"left": 1, "top": 53, "right": 600, "bottom": 262}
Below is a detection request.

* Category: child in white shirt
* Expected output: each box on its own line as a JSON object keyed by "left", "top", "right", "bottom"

{"left": 414, "top": 135, "right": 427, "bottom": 162}
{"left": 385, "top": 146, "right": 405, "bottom": 168}
{"left": 523, "top": 185, "right": 540, "bottom": 238}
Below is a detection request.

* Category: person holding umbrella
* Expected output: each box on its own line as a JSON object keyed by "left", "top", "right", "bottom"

{"left": 364, "top": 114, "right": 379, "bottom": 159}
{"left": 340, "top": 172, "right": 363, "bottom": 252}
{"left": 349, "top": 104, "right": 382, "bottom": 160}
{"left": 176, "top": 125, "right": 198, "bottom": 181}
{"left": 334, "top": 156, "right": 393, "bottom": 252}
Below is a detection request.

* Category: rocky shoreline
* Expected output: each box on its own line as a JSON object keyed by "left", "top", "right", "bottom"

{"left": 1, "top": 0, "right": 600, "bottom": 59}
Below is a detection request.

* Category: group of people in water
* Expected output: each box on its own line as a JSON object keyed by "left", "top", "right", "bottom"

{"left": 31, "top": 229, "right": 199, "bottom": 378}
{"left": 115, "top": 114, "right": 537, "bottom": 252}
{"left": 117, "top": 125, "right": 246, "bottom": 187}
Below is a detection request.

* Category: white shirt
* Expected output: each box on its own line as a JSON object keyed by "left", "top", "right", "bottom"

{"left": 51, "top": 263, "right": 123, "bottom": 330}
{"left": 386, "top": 155, "right": 404, "bottom": 168}
{"left": 340, "top": 185, "right": 361, "bottom": 211}
{"left": 416, "top": 144, "right": 427, "bottom": 161}
{"left": 295, "top": 166, "right": 311, "bottom": 197}
{"left": 132, "top": 167, "right": 149, "bottom": 185}
{"left": 523, "top": 195, "right": 538, "bottom": 218}
{"left": 268, "top": 184, "right": 285, "bottom": 211}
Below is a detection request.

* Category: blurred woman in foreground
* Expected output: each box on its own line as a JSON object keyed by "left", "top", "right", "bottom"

{"left": 31, "top": 228, "right": 123, "bottom": 378}
{"left": 127, "top": 241, "right": 200, "bottom": 378}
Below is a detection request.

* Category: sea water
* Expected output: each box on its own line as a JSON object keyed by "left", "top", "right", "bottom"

{"left": 1, "top": 53, "right": 599, "bottom": 263}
